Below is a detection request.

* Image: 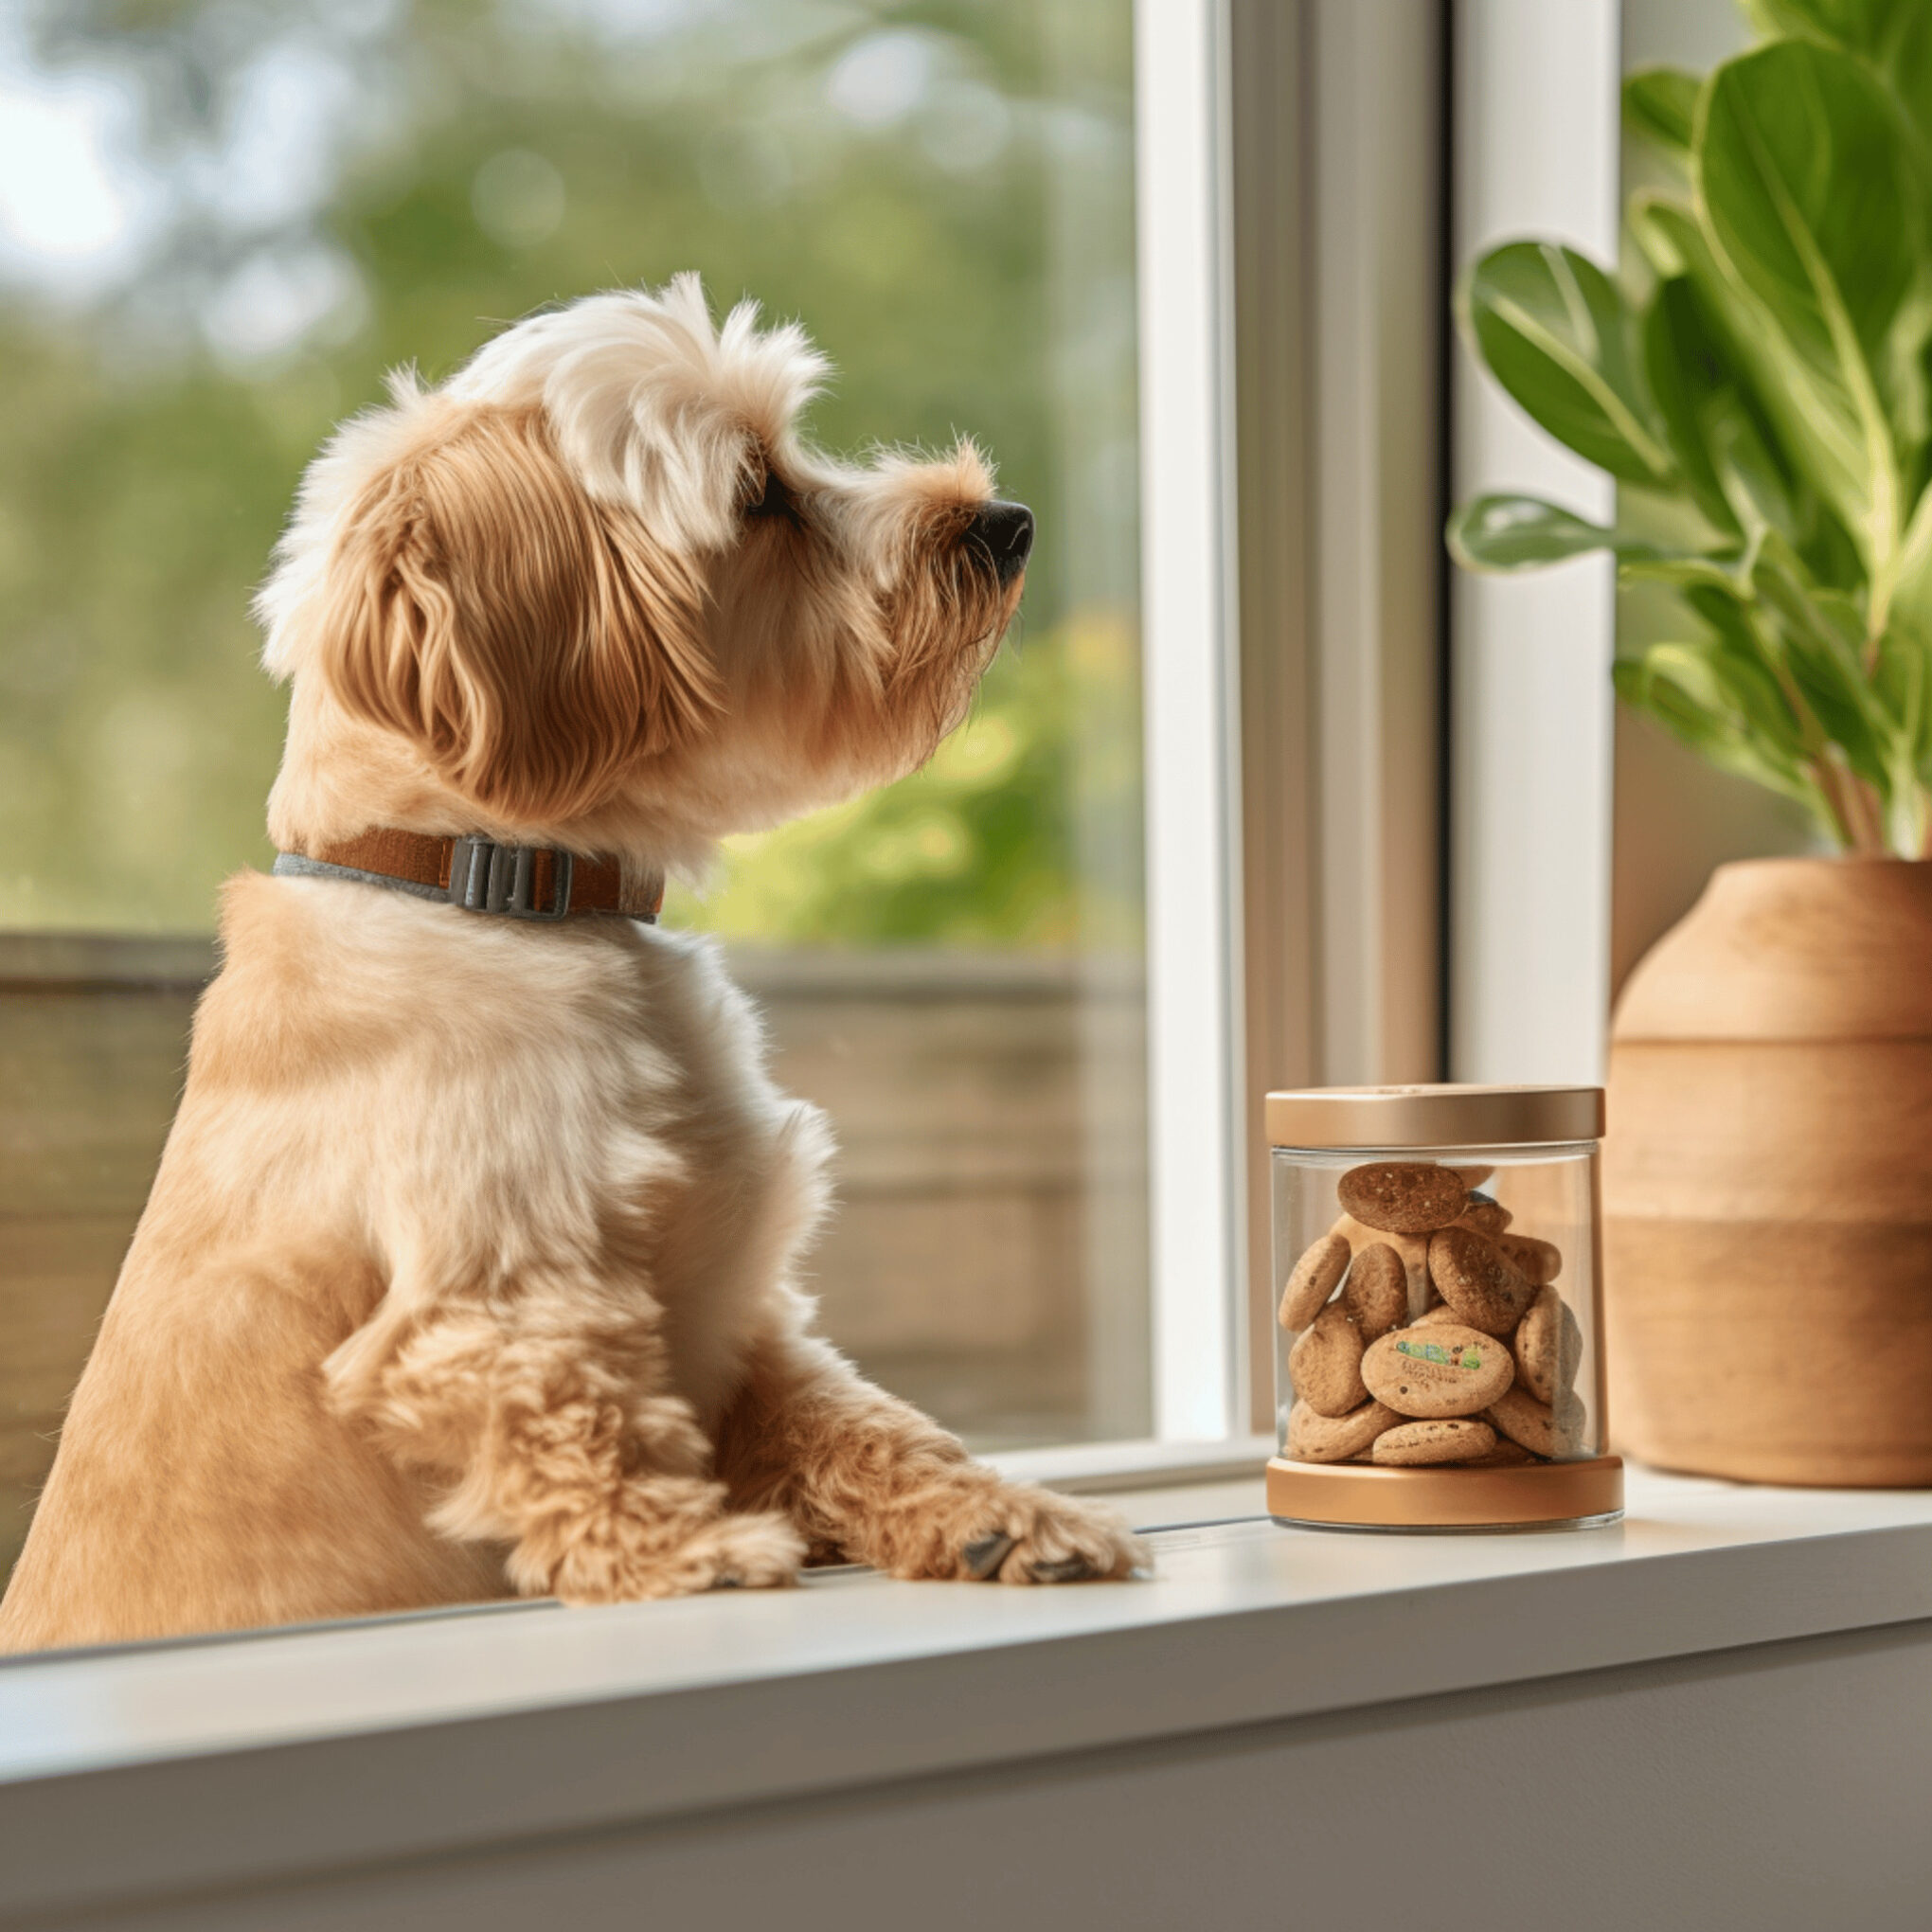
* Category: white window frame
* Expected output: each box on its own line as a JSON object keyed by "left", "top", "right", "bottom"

{"left": 1449, "top": 0, "right": 1621, "bottom": 1085}
{"left": 1113, "top": 0, "right": 1621, "bottom": 1469}
{"left": 1134, "top": 0, "right": 1246, "bottom": 1445}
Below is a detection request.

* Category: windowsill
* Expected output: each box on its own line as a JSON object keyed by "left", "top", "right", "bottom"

{"left": 6, "top": 1465, "right": 1932, "bottom": 1922}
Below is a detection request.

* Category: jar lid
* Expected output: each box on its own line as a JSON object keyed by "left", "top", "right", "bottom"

{"left": 1264, "top": 1083, "right": 1603, "bottom": 1149}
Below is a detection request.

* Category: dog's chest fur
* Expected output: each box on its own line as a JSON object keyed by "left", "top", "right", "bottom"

{"left": 191, "top": 873, "right": 833, "bottom": 1428}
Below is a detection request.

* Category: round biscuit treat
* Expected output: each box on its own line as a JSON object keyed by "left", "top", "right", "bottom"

{"left": 1427, "top": 1225, "right": 1535, "bottom": 1337}
{"left": 1513, "top": 1285, "right": 1583, "bottom": 1404}
{"left": 1496, "top": 1231, "right": 1562, "bottom": 1286}
{"left": 1452, "top": 1164, "right": 1494, "bottom": 1189}
{"left": 1413, "top": 1301, "right": 1463, "bottom": 1329}
{"left": 1330, "top": 1214, "right": 1430, "bottom": 1309}
{"left": 1278, "top": 1232, "right": 1351, "bottom": 1331}
{"left": 1371, "top": 1418, "right": 1497, "bottom": 1466}
{"left": 1463, "top": 1433, "right": 1537, "bottom": 1467}
{"left": 1344, "top": 1243, "right": 1408, "bottom": 1341}
{"left": 1336, "top": 1162, "right": 1469, "bottom": 1237}
{"left": 1486, "top": 1385, "right": 1585, "bottom": 1458}
{"left": 1361, "top": 1321, "right": 1513, "bottom": 1419}
{"left": 1287, "top": 1397, "right": 1402, "bottom": 1463}
{"left": 1275, "top": 1228, "right": 1352, "bottom": 1336}
{"left": 1457, "top": 1194, "right": 1512, "bottom": 1238}
{"left": 1287, "top": 1303, "right": 1368, "bottom": 1417}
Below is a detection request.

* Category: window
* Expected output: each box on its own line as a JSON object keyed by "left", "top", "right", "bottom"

{"left": 0, "top": 0, "right": 1487, "bottom": 1634}
{"left": 0, "top": 0, "right": 1153, "bottom": 1604}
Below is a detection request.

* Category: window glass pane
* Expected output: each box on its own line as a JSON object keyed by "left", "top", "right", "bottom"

{"left": 0, "top": 0, "right": 1149, "bottom": 1593}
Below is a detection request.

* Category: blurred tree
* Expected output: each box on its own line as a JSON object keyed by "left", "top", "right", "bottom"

{"left": 0, "top": 0, "right": 1140, "bottom": 945}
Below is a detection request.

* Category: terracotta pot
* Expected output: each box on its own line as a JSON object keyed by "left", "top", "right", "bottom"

{"left": 1605, "top": 857, "right": 1932, "bottom": 1486}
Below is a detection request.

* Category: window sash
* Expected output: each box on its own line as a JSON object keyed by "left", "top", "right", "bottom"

{"left": 1135, "top": 0, "right": 1246, "bottom": 1443}
{"left": 1137, "top": 0, "right": 1457, "bottom": 1450}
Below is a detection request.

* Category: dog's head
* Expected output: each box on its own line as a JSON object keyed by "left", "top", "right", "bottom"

{"left": 257, "top": 275, "right": 1031, "bottom": 863}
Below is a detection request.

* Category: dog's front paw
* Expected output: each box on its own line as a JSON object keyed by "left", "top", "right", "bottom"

{"left": 550, "top": 1507, "right": 807, "bottom": 1603}
{"left": 959, "top": 1490, "right": 1148, "bottom": 1584}
{"left": 688, "top": 1510, "right": 812, "bottom": 1592}
{"left": 894, "top": 1482, "right": 1147, "bottom": 1585}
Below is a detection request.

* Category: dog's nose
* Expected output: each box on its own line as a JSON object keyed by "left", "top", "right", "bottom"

{"left": 967, "top": 500, "right": 1035, "bottom": 583}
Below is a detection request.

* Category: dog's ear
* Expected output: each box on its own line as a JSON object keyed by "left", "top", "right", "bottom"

{"left": 313, "top": 402, "right": 720, "bottom": 821}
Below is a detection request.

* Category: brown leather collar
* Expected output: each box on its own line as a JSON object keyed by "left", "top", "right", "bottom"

{"left": 272, "top": 829, "right": 664, "bottom": 923}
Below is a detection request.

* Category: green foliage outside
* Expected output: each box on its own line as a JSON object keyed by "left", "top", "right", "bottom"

{"left": 0, "top": 0, "right": 1141, "bottom": 947}
{"left": 1448, "top": 0, "right": 1932, "bottom": 858}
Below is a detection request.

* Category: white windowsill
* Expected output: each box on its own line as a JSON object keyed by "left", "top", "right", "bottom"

{"left": 5, "top": 1465, "right": 1932, "bottom": 1923}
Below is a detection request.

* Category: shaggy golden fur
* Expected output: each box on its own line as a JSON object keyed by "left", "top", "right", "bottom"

{"left": 0, "top": 277, "right": 1144, "bottom": 1653}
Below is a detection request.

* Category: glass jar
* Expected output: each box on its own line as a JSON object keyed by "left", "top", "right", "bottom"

{"left": 1266, "top": 1085, "right": 1621, "bottom": 1530}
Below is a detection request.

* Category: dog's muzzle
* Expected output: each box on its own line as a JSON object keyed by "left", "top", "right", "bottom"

{"left": 967, "top": 500, "right": 1034, "bottom": 584}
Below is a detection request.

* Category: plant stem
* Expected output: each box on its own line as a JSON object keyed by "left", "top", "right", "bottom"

{"left": 1816, "top": 754, "right": 1889, "bottom": 855}
{"left": 1809, "top": 754, "right": 1864, "bottom": 850}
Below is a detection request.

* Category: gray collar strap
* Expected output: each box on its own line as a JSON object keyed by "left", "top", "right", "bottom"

{"left": 271, "top": 830, "right": 662, "bottom": 923}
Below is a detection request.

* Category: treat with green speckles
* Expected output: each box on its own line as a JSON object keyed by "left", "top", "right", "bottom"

{"left": 1361, "top": 1318, "right": 1514, "bottom": 1419}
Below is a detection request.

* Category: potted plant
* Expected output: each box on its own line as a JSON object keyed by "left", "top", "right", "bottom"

{"left": 1449, "top": 1, "right": 1932, "bottom": 1484}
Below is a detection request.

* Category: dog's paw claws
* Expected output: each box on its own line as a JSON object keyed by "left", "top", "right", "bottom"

{"left": 946, "top": 1492, "right": 1147, "bottom": 1587}
{"left": 962, "top": 1531, "right": 1019, "bottom": 1580}
{"left": 1026, "top": 1554, "right": 1099, "bottom": 1583}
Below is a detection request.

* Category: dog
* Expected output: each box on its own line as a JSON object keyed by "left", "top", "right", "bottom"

{"left": 0, "top": 277, "right": 1145, "bottom": 1652}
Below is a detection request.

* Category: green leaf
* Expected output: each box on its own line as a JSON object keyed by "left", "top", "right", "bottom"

{"left": 1707, "top": 385, "right": 1803, "bottom": 537}
{"left": 1750, "top": 535, "right": 1899, "bottom": 789}
{"left": 1447, "top": 494, "right": 1652, "bottom": 573}
{"left": 1697, "top": 43, "right": 1915, "bottom": 598}
{"left": 1744, "top": 0, "right": 1932, "bottom": 182}
{"left": 1614, "top": 640, "right": 1822, "bottom": 808}
{"left": 1636, "top": 194, "right": 1891, "bottom": 591}
{"left": 1743, "top": 0, "right": 1895, "bottom": 48}
{"left": 1700, "top": 42, "right": 1918, "bottom": 357}
{"left": 1887, "top": 478, "right": 1932, "bottom": 639}
{"left": 1619, "top": 553, "right": 1752, "bottom": 595}
{"left": 1642, "top": 276, "right": 1750, "bottom": 537}
{"left": 1624, "top": 67, "right": 1701, "bottom": 155}
{"left": 1458, "top": 242, "right": 1675, "bottom": 485}
{"left": 1869, "top": 619, "right": 1932, "bottom": 848}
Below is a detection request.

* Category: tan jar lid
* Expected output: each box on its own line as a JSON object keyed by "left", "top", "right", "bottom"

{"left": 1265, "top": 1083, "right": 1604, "bottom": 1150}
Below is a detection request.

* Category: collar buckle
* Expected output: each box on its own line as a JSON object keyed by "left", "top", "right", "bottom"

{"left": 447, "top": 837, "right": 573, "bottom": 921}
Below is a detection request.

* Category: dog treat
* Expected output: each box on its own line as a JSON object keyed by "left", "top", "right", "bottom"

{"left": 1288, "top": 1303, "right": 1368, "bottom": 1417}
{"left": 1495, "top": 1231, "right": 1563, "bottom": 1286}
{"left": 1330, "top": 1213, "right": 1430, "bottom": 1311}
{"left": 1486, "top": 1386, "right": 1584, "bottom": 1458}
{"left": 1337, "top": 1161, "right": 1469, "bottom": 1237}
{"left": 1279, "top": 1232, "right": 1351, "bottom": 1331}
{"left": 1428, "top": 1225, "right": 1535, "bottom": 1337}
{"left": 1280, "top": 1156, "right": 1597, "bottom": 1475}
{"left": 1344, "top": 1243, "right": 1409, "bottom": 1341}
{"left": 1361, "top": 1321, "right": 1513, "bottom": 1419}
{"left": 1372, "top": 1418, "right": 1497, "bottom": 1466}
{"left": 1512, "top": 1285, "right": 1583, "bottom": 1405}
{"left": 1457, "top": 1193, "right": 1512, "bottom": 1238}
{"left": 1288, "top": 1397, "right": 1403, "bottom": 1463}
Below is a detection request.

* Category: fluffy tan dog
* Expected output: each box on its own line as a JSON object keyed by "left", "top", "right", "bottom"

{"left": 1, "top": 277, "right": 1144, "bottom": 1653}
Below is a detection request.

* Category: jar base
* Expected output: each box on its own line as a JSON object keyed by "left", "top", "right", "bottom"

{"left": 1265, "top": 1454, "right": 1623, "bottom": 1530}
